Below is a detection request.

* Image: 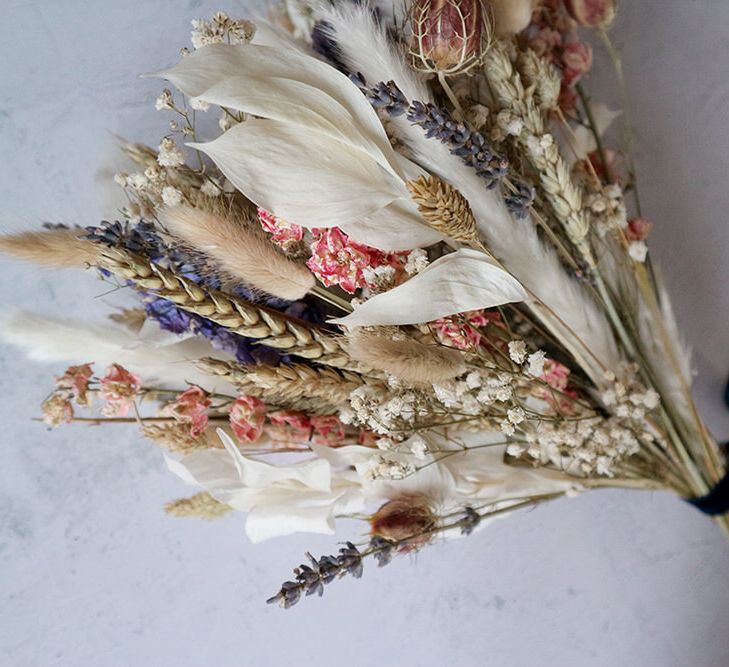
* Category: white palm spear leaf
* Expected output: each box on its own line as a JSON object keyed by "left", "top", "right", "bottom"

{"left": 0, "top": 311, "right": 236, "bottom": 395}
{"left": 152, "top": 43, "right": 442, "bottom": 250}
{"left": 314, "top": 4, "right": 622, "bottom": 382}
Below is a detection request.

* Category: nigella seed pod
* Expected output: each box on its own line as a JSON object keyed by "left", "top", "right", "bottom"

{"left": 370, "top": 494, "right": 437, "bottom": 551}
{"left": 564, "top": 0, "right": 616, "bottom": 28}
{"left": 410, "top": 0, "right": 490, "bottom": 75}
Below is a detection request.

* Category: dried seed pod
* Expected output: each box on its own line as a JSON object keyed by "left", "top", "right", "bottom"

{"left": 564, "top": 0, "right": 616, "bottom": 28}
{"left": 410, "top": 0, "right": 491, "bottom": 75}
{"left": 370, "top": 494, "right": 437, "bottom": 550}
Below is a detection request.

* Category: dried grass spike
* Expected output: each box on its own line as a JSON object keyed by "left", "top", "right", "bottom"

{"left": 348, "top": 330, "right": 466, "bottom": 384}
{"left": 407, "top": 176, "right": 479, "bottom": 245}
{"left": 0, "top": 228, "right": 98, "bottom": 268}
{"left": 165, "top": 491, "right": 232, "bottom": 520}
{"left": 160, "top": 205, "right": 315, "bottom": 300}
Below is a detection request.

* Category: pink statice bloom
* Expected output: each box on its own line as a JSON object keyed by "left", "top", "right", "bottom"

{"left": 626, "top": 217, "right": 652, "bottom": 242}
{"left": 99, "top": 363, "right": 141, "bottom": 417}
{"left": 538, "top": 359, "right": 579, "bottom": 414}
{"left": 41, "top": 393, "right": 74, "bottom": 427}
{"left": 267, "top": 410, "right": 312, "bottom": 446}
{"left": 561, "top": 40, "right": 593, "bottom": 87}
{"left": 229, "top": 395, "right": 266, "bottom": 444}
{"left": 433, "top": 309, "right": 499, "bottom": 350}
{"left": 257, "top": 208, "right": 303, "bottom": 250}
{"left": 55, "top": 363, "right": 94, "bottom": 407}
{"left": 310, "top": 415, "right": 346, "bottom": 447}
{"left": 306, "top": 227, "right": 408, "bottom": 294}
{"left": 165, "top": 386, "right": 211, "bottom": 437}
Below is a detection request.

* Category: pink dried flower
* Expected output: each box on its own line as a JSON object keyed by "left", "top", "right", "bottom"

{"left": 538, "top": 359, "right": 579, "bottom": 413}
{"left": 267, "top": 410, "right": 312, "bottom": 444}
{"left": 165, "top": 386, "right": 211, "bottom": 437}
{"left": 626, "top": 217, "right": 652, "bottom": 242}
{"left": 306, "top": 228, "right": 405, "bottom": 294}
{"left": 229, "top": 395, "right": 266, "bottom": 444}
{"left": 55, "top": 363, "right": 94, "bottom": 407}
{"left": 564, "top": 0, "right": 616, "bottom": 28}
{"left": 41, "top": 392, "right": 74, "bottom": 427}
{"left": 310, "top": 415, "right": 346, "bottom": 447}
{"left": 257, "top": 208, "right": 303, "bottom": 250}
{"left": 561, "top": 40, "right": 593, "bottom": 87}
{"left": 433, "top": 309, "right": 498, "bottom": 350}
{"left": 99, "top": 363, "right": 141, "bottom": 417}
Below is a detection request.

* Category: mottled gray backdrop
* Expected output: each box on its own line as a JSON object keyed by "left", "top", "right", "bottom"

{"left": 1, "top": 1, "right": 728, "bottom": 665}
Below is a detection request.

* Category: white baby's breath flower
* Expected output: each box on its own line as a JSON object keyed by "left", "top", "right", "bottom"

{"left": 507, "top": 407, "right": 526, "bottom": 425}
{"left": 643, "top": 389, "right": 660, "bottom": 410}
{"left": 157, "top": 138, "right": 185, "bottom": 167}
{"left": 404, "top": 248, "right": 428, "bottom": 275}
{"left": 190, "top": 96, "right": 211, "bottom": 112}
{"left": 200, "top": 179, "right": 222, "bottom": 197}
{"left": 527, "top": 350, "right": 547, "bottom": 377}
{"left": 500, "top": 421, "right": 516, "bottom": 436}
{"left": 508, "top": 340, "right": 527, "bottom": 364}
{"left": 155, "top": 89, "right": 174, "bottom": 111}
{"left": 161, "top": 186, "right": 183, "bottom": 207}
{"left": 628, "top": 241, "right": 648, "bottom": 263}
{"left": 408, "top": 435, "right": 428, "bottom": 460}
{"left": 113, "top": 172, "right": 128, "bottom": 187}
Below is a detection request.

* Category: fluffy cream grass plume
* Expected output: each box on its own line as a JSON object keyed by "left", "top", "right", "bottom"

{"left": 160, "top": 205, "right": 314, "bottom": 300}
{"left": 347, "top": 329, "right": 466, "bottom": 385}
{"left": 314, "top": 4, "right": 621, "bottom": 383}
{"left": 0, "top": 228, "right": 98, "bottom": 268}
{"left": 0, "top": 311, "right": 236, "bottom": 395}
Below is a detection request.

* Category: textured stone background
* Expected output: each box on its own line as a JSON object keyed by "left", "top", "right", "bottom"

{"left": 1, "top": 2, "right": 728, "bottom": 666}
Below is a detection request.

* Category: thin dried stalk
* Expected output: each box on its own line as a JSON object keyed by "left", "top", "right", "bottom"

{"left": 407, "top": 175, "right": 482, "bottom": 248}
{"left": 484, "top": 41, "right": 591, "bottom": 260}
{"left": 0, "top": 228, "right": 99, "bottom": 268}
{"left": 165, "top": 491, "right": 232, "bottom": 520}
{"left": 199, "top": 357, "right": 377, "bottom": 409}
{"left": 91, "top": 245, "right": 355, "bottom": 369}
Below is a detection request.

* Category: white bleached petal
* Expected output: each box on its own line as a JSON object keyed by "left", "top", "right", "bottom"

{"left": 332, "top": 249, "right": 527, "bottom": 326}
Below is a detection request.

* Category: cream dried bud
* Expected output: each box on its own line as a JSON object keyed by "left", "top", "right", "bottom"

{"left": 564, "top": 0, "right": 616, "bottom": 28}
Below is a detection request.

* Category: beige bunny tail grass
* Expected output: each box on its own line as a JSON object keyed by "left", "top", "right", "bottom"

{"left": 0, "top": 228, "right": 98, "bottom": 268}
{"left": 159, "top": 205, "right": 314, "bottom": 300}
{"left": 348, "top": 330, "right": 467, "bottom": 385}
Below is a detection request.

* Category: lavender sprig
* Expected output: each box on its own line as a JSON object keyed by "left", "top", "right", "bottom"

{"left": 504, "top": 181, "right": 536, "bottom": 220}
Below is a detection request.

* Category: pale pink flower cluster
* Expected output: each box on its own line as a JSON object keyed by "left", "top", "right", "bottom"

{"left": 306, "top": 227, "right": 406, "bottom": 294}
{"left": 433, "top": 310, "right": 493, "bottom": 350}
{"left": 524, "top": 0, "right": 593, "bottom": 112}
{"left": 165, "top": 386, "right": 211, "bottom": 437}
{"left": 257, "top": 208, "right": 303, "bottom": 250}
{"left": 265, "top": 410, "right": 346, "bottom": 447}
{"left": 625, "top": 217, "right": 652, "bottom": 242}
{"left": 537, "top": 359, "right": 579, "bottom": 414}
{"left": 41, "top": 393, "right": 74, "bottom": 427}
{"left": 99, "top": 364, "right": 142, "bottom": 417}
{"left": 55, "top": 363, "right": 94, "bottom": 407}
{"left": 229, "top": 395, "right": 266, "bottom": 444}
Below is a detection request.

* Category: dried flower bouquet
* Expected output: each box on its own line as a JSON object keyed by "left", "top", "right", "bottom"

{"left": 2, "top": 0, "right": 727, "bottom": 608}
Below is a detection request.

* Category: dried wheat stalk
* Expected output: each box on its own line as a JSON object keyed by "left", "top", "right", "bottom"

{"left": 91, "top": 245, "right": 355, "bottom": 369}
{"left": 407, "top": 175, "right": 482, "bottom": 247}
{"left": 199, "top": 357, "right": 378, "bottom": 409}
{"left": 484, "top": 41, "right": 592, "bottom": 260}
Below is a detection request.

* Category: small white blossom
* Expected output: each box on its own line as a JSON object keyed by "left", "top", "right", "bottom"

{"left": 157, "top": 138, "right": 185, "bottom": 167}
{"left": 155, "top": 89, "right": 174, "bottom": 111}
{"left": 508, "top": 340, "right": 527, "bottom": 364}
{"left": 190, "top": 96, "right": 210, "bottom": 112}
{"left": 500, "top": 421, "right": 516, "bottom": 436}
{"left": 507, "top": 407, "right": 526, "bottom": 425}
{"left": 404, "top": 248, "right": 429, "bottom": 275}
{"left": 200, "top": 179, "right": 222, "bottom": 197}
{"left": 643, "top": 389, "right": 660, "bottom": 409}
{"left": 161, "top": 186, "right": 182, "bottom": 207}
{"left": 628, "top": 241, "right": 648, "bottom": 263}
{"left": 408, "top": 435, "right": 428, "bottom": 460}
{"left": 527, "top": 350, "right": 547, "bottom": 377}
